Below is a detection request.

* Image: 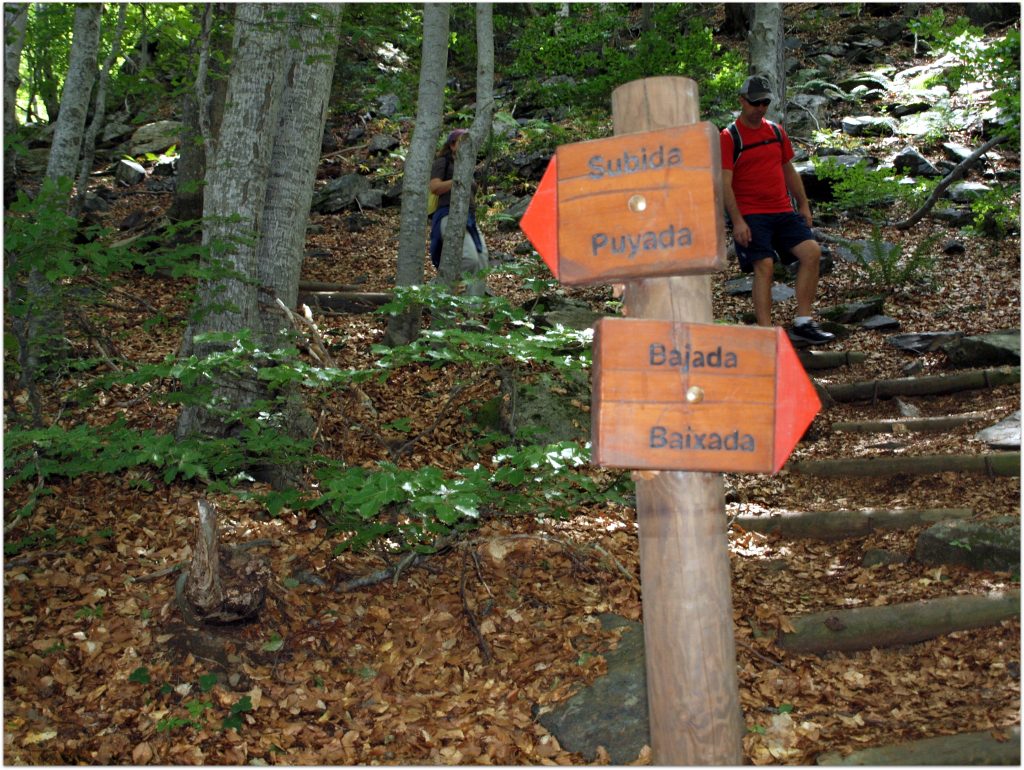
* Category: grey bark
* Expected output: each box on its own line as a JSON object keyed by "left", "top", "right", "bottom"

{"left": 438, "top": 3, "right": 494, "bottom": 287}
{"left": 748, "top": 3, "right": 786, "bottom": 127}
{"left": 177, "top": 3, "right": 290, "bottom": 438}
{"left": 825, "top": 367, "right": 1020, "bottom": 402}
{"left": 4, "top": 3, "right": 29, "bottom": 201}
{"left": 73, "top": 4, "right": 127, "bottom": 217}
{"left": 384, "top": 2, "right": 451, "bottom": 347}
{"left": 45, "top": 3, "right": 101, "bottom": 182}
{"left": 791, "top": 452, "right": 1021, "bottom": 478}
{"left": 778, "top": 590, "right": 1020, "bottom": 654}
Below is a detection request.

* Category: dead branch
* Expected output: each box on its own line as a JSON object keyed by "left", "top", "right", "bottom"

{"left": 460, "top": 550, "right": 494, "bottom": 664}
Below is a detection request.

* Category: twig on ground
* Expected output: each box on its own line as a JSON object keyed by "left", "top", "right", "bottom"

{"left": 459, "top": 549, "right": 494, "bottom": 664}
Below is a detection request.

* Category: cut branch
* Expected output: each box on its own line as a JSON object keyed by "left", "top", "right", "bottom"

{"left": 734, "top": 508, "right": 973, "bottom": 541}
{"left": 824, "top": 367, "right": 1019, "bottom": 402}
{"left": 297, "top": 290, "right": 392, "bottom": 313}
{"left": 778, "top": 590, "right": 1020, "bottom": 654}
{"left": 791, "top": 452, "right": 1020, "bottom": 477}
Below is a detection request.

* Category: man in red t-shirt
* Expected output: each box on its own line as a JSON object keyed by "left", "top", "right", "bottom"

{"left": 721, "top": 76, "right": 833, "bottom": 345}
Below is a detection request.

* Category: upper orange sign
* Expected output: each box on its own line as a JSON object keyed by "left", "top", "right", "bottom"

{"left": 520, "top": 123, "right": 725, "bottom": 286}
{"left": 591, "top": 318, "right": 821, "bottom": 474}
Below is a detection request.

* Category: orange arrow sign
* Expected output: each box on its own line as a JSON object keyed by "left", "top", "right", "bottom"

{"left": 520, "top": 123, "right": 725, "bottom": 285}
{"left": 591, "top": 318, "right": 820, "bottom": 473}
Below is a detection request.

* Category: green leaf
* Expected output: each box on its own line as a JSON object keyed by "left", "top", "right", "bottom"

{"left": 198, "top": 673, "right": 218, "bottom": 692}
{"left": 129, "top": 667, "right": 151, "bottom": 685}
{"left": 261, "top": 633, "right": 284, "bottom": 652}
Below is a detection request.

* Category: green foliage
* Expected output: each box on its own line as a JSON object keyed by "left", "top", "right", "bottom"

{"left": 909, "top": 9, "right": 1020, "bottom": 140}
{"left": 837, "top": 226, "right": 937, "bottom": 294}
{"left": 507, "top": 5, "right": 744, "bottom": 115}
{"left": 966, "top": 186, "right": 1020, "bottom": 239}
{"left": 813, "top": 157, "right": 936, "bottom": 217}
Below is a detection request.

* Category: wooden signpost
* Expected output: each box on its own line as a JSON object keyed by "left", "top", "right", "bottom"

{"left": 520, "top": 76, "right": 822, "bottom": 765}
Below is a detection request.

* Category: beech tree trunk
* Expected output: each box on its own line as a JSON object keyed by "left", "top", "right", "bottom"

{"left": 778, "top": 591, "right": 1020, "bottom": 654}
{"left": 748, "top": 3, "right": 785, "bottom": 126}
{"left": 4, "top": 3, "right": 28, "bottom": 201}
{"left": 384, "top": 2, "right": 450, "bottom": 347}
{"left": 438, "top": 3, "right": 495, "bottom": 291}
{"left": 177, "top": 4, "right": 339, "bottom": 466}
{"left": 45, "top": 4, "right": 100, "bottom": 182}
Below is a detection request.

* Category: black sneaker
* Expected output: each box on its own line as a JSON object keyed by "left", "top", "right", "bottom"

{"left": 789, "top": 320, "right": 835, "bottom": 346}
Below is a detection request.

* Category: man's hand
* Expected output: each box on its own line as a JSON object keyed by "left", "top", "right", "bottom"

{"left": 797, "top": 200, "right": 813, "bottom": 228}
{"left": 732, "top": 217, "right": 751, "bottom": 248}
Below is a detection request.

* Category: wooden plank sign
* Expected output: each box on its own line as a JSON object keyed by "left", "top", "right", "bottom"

{"left": 519, "top": 123, "right": 725, "bottom": 285}
{"left": 591, "top": 318, "right": 821, "bottom": 473}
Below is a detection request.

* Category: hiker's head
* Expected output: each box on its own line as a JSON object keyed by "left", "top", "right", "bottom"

{"left": 738, "top": 76, "right": 772, "bottom": 126}
{"left": 446, "top": 128, "right": 469, "bottom": 154}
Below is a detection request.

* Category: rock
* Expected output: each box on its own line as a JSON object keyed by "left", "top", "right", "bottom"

{"left": 499, "top": 355, "right": 591, "bottom": 446}
{"left": 915, "top": 519, "right": 1020, "bottom": 573}
{"left": 787, "top": 94, "right": 830, "bottom": 136}
{"left": 862, "top": 548, "right": 909, "bottom": 567}
{"left": 941, "top": 330, "right": 1020, "bottom": 368}
{"left": 832, "top": 238, "right": 899, "bottom": 264}
{"left": 115, "top": 159, "right": 146, "bottom": 186}
{"left": 101, "top": 119, "right": 135, "bottom": 143}
{"left": 892, "top": 146, "right": 941, "bottom": 177}
{"left": 822, "top": 297, "right": 885, "bottom": 324}
{"left": 949, "top": 181, "right": 992, "bottom": 202}
{"left": 859, "top": 315, "right": 900, "bottom": 331}
{"left": 941, "top": 239, "right": 966, "bottom": 256}
{"left": 497, "top": 197, "right": 531, "bottom": 232}
{"left": 887, "top": 101, "right": 931, "bottom": 118}
{"left": 841, "top": 115, "right": 898, "bottom": 137}
{"left": 931, "top": 207, "right": 974, "bottom": 226}
{"left": 374, "top": 93, "right": 400, "bottom": 117}
{"left": 886, "top": 331, "right": 961, "bottom": 355}
{"left": 721, "top": 276, "right": 796, "bottom": 302}
{"left": 311, "top": 174, "right": 371, "bottom": 213}
{"left": 152, "top": 154, "right": 177, "bottom": 177}
{"left": 367, "top": 134, "right": 399, "bottom": 156}
{"left": 976, "top": 411, "right": 1021, "bottom": 449}
{"left": 901, "top": 360, "right": 924, "bottom": 376}
{"left": 129, "top": 120, "right": 182, "bottom": 156}
{"left": 355, "top": 188, "right": 384, "bottom": 210}
{"left": 537, "top": 615, "right": 649, "bottom": 764}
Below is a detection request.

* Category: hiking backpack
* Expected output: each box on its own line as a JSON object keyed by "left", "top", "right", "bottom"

{"left": 727, "top": 120, "right": 783, "bottom": 165}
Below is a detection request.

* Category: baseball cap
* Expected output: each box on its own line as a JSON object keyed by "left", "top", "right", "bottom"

{"left": 739, "top": 75, "right": 773, "bottom": 102}
{"left": 447, "top": 128, "right": 469, "bottom": 145}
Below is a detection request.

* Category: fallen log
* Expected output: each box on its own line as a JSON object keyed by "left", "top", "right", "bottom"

{"left": 824, "top": 367, "right": 1019, "bottom": 403}
{"left": 778, "top": 590, "right": 1020, "bottom": 655}
{"left": 791, "top": 452, "right": 1020, "bottom": 477}
{"left": 817, "top": 725, "right": 1020, "bottom": 765}
{"left": 797, "top": 350, "right": 867, "bottom": 370}
{"left": 832, "top": 413, "right": 988, "bottom": 434}
{"left": 298, "top": 279, "right": 368, "bottom": 292}
{"left": 734, "top": 508, "right": 973, "bottom": 541}
{"left": 297, "top": 290, "right": 392, "bottom": 313}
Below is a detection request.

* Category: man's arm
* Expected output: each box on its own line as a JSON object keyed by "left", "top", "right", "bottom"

{"left": 783, "top": 161, "right": 813, "bottom": 226}
{"left": 722, "top": 168, "right": 751, "bottom": 247}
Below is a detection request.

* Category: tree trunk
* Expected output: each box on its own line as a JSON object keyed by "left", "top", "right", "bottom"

{"left": 438, "top": 3, "right": 494, "bottom": 291}
{"left": 177, "top": 3, "right": 290, "bottom": 438}
{"left": 791, "top": 452, "right": 1021, "bottom": 478}
{"left": 825, "top": 367, "right": 1020, "bottom": 402}
{"left": 748, "top": 3, "right": 785, "bottom": 126}
{"left": 384, "top": 2, "right": 450, "bottom": 348}
{"left": 167, "top": 4, "right": 234, "bottom": 224}
{"left": 72, "top": 4, "right": 127, "bottom": 217}
{"left": 777, "top": 591, "right": 1020, "bottom": 654}
{"left": 45, "top": 3, "right": 100, "bottom": 182}
{"left": 735, "top": 508, "right": 973, "bottom": 541}
{"left": 4, "top": 3, "right": 28, "bottom": 201}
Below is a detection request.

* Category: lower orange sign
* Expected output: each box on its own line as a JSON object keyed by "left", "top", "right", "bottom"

{"left": 591, "top": 318, "right": 821, "bottom": 473}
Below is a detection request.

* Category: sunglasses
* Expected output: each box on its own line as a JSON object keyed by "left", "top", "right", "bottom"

{"left": 745, "top": 97, "right": 771, "bottom": 107}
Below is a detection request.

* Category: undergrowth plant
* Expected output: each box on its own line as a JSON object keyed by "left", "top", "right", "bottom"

{"left": 813, "top": 157, "right": 938, "bottom": 219}
{"left": 837, "top": 225, "right": 938, "bottom": 294}
{"left": 4, "top": 200, "right": 628, "bottom": 554}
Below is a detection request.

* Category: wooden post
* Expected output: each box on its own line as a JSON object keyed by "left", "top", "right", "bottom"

{"left": 612, "top": 77, "right": 745, "bottom": 764}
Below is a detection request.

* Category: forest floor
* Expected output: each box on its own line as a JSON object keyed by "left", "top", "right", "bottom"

{"left": 3, "top": 7, "right": 1021, "bottom": 764}
{"left": 3, "top": 183, "right": 1020, "bottom": 764}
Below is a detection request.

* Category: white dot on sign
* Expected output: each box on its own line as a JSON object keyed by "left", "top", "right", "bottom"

{"left": 628, "top": 194, "right": 647, "bottom": 212}
{"left": 686, "top": 386, "right": 704, "bottom": 404}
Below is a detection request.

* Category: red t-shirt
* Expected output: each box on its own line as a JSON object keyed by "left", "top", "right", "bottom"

{"left": 720, "top": 120, "right": 794, "bottom": 216}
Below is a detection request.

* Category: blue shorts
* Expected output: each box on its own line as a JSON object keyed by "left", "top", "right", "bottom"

{"left": 735, "top": 211, "right": 815, "bottom": 273}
